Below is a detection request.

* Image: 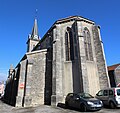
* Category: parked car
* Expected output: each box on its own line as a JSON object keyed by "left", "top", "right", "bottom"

{"left": 96, "top": 87, "right": 120, "bottom": 108}
{"left": 65, "top": 93, "right": 103, "bottom": 111}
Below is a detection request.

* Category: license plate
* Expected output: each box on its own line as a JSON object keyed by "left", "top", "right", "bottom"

{"left": 96, "top": 105, "right": 102, "bottom": 107}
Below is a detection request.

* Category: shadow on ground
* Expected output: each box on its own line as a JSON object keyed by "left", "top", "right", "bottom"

{"left": 57, "top": 103, "right": 102, "bottom": 112}
{"left": 57, "top": 103, "right": 83, "bottom": 112}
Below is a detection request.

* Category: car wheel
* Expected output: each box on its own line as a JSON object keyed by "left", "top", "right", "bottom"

{"left": 109, "top": 101, "right": 116, "bottom": 109}
{"left": 65, "top": 101, "right": 69, "bottom": 108}
{"left": 80, "top": 104, "right": 87, "bottom": 112}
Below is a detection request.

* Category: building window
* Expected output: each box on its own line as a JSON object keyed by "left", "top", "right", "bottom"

{"left": 33, "top": 44, "right": 35, "bottom": 48}
{"left": 65, "top": 27, "right": 74, "bottom": 61}
{"left": 83, "top": 27, "right": 93, "bottom": 61}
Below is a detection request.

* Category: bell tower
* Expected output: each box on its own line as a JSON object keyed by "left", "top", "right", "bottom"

{"left": 27, "top": 19, "right": 40, "bottom": 52}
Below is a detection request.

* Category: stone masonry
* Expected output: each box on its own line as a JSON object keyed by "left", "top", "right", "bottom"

{"left": 4, "top": 16, "right": 110, "bottom": 107}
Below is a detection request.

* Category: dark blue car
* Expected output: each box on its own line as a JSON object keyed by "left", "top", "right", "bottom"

{"left": 65, "top": 93, "right": 103, "bottom": 111}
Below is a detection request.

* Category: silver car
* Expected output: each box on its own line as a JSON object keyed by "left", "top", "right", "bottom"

{"left": 96, "top": 87, "right": 120, "bottom": 108}
{"left": 65, "top": 93, "right": 103, "bottom": 111}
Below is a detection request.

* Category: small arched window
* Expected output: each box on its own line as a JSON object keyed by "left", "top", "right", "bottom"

{"left": 83, "top": 27, "right": 93, "bottom": 61}
{"left": 65, "top": 27, "right": 74, "bottom": 61}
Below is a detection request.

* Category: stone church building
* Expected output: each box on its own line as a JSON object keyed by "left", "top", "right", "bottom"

{"left": 4, "top": 16, "right": 110, "bottom": 107}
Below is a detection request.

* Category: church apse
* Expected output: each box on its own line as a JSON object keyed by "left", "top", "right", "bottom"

{"left": 4, "top": 16, "right": 109, "bottom": 107}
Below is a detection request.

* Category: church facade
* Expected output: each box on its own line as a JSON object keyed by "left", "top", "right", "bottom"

{"left": 4, "top": 16, "right": 110, "bottom": 107}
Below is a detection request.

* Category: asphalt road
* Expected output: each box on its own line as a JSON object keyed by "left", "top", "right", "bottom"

{"left": 0, "top": 100, "right": 120, "bottom": 113}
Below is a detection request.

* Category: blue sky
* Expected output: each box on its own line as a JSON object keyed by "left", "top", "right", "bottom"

{"left": 0, "top": 0, "right": 120, "bottom": 81}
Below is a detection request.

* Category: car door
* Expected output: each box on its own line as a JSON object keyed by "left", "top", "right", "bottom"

{"left": 102, "top": 90, "right": 109, "bottom": 105}
{"left": 96, "top": 90, "right": 109, "bottom": 105}
{"left": 73, "top": 94, "right": 80, "bottom": 109}
{"left": 96, "top": 90, "right": 104, "bottom": 100}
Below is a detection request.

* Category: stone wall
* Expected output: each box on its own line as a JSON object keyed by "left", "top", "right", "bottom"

{"left": 51, "top": 25, "right": 63, "bottom": 105}
{"left": 16, "top": 59, "right": 27, "bottom": 107}
{"left": 51, "top": 18, "right": 109, "bottom": 105}
{"left": 77, "top": 21, "right": 101, "bottom": 95}
{"left": 51, "top": 21, "right": 81, "bottom": 105}
{"left": 24, "top": 49, "right": 47, "bottom": 107}
{"left": 92, "top": 25, "right": 110, "bottom": 89}
{"left": 27, "top": 39, "right": 39, "bottom": 52}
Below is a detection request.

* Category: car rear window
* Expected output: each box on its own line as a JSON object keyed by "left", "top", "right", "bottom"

{"left": 117, "top": 89, "right": 120, "bottom": 96}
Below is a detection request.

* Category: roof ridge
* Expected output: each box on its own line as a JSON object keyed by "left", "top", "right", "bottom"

{"left": 55, "top": 15, "right": 95, "bottom": 24}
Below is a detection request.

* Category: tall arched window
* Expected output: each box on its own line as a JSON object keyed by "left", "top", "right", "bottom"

{"left": 83, "top": 27, "right": 93, "bottom": 61}
{"left": 65, "top": 27, "right": 74, "bottom": 61}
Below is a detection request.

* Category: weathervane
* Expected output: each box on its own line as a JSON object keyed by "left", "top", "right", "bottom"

{"left": 35, "top": 9, "right": 38, "bottom": 19}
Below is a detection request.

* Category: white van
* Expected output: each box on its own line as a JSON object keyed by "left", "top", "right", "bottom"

{"left": 96, "top": 87, "right": 120, "bottom": 108}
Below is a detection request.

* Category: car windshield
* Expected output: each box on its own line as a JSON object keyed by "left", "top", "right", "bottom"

{"left": 79, "top": 93, "right": 94, "bottom": 99}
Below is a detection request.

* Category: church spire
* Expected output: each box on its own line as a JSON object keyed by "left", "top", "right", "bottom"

{"left": 31, "top": 19, "right": 39, "bottom": 40}
{"left": 27, "top": 19, "right": 40, "bottom": 52}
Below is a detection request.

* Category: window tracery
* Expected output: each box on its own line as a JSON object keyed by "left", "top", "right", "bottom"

{"left": 65, "top": 27, "right": 74, "bottom": 61}
{"left": 83, "top": 28, "right": 93, "bottom": 61}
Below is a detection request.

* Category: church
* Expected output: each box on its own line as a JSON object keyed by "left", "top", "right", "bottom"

{"left": 4, "top": 15, "right": 110, "bottom": 107}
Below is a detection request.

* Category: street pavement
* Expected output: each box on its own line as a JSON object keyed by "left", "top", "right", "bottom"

{"left": 0, "top": 100, "right": 120, "bottom": 113}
